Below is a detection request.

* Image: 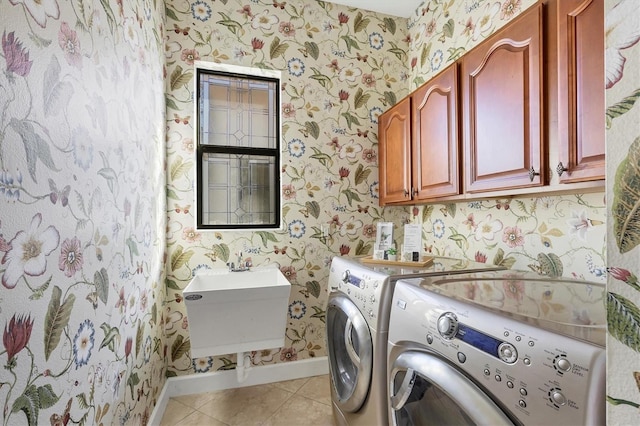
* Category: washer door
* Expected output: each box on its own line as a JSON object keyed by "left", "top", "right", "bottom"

{"left": 326, "top": 293, "right": 373, "bottom": 413}
{"left": 390, "top": 351, "right": 516, "bottom": 426}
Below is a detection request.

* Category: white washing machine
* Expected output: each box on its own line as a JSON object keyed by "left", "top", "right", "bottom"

{"left": 326, "top": 256, "right": 504, "bottom": 426}
{"left": 387, "top": 270, "right": 606, "bottom": 426}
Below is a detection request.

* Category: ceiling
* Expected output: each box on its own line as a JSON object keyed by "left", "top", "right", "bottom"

{"left": 323, "top": 0, "right": 423, "bottom": 18}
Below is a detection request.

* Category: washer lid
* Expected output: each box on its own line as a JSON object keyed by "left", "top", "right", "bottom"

{"left": 414, "top": 270, "right": 606, "bottom": 345}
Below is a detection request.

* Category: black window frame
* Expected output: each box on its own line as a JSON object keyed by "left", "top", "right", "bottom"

{"left": 195, "top": 64, "right": 281, "bottom": 231}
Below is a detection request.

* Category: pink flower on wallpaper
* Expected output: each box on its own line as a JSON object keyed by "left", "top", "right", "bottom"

{"left": 1, "top": 213, "right": 60, "bottom": 289}
{"left": 280, "top": 347, "right": 298, "bottom": 362}
{"left": 362, "top": 149, "right": 377, "bottom": 163}
{"left": 182, "top": 227, "right": 201, "bottom": 243}
{"left": 280, "top": 265, "right": 297, "bottom": 281}
{"left": 473, "top": 214, "right": 503, "bottom": 242}
{"left": 362, "top": 73, "right": 376, "bottom": 87}
{"left": 9, "top": 0, "right": 59, "bottom": 28}
{"left": 58, "top": 22, "right": 82, "bottom": 69}
{"left": 58, "top": 237, "right": 83, "bottom": 277}
{"left": 475, "top": 251, "right": 487, "bottom": 263}
{"left": 500, "top": 0, "right": 521, "bottom": 20}
{"left": 502, "top": 226, "right": 524, "bottom": 248}
{"left": 282, "top": 103, "right": 295, "bottom": 118}
{"left": 181, "top": 48, "right": 200, "bottom": 65}
{"left": 279, "top": 21, "right": 296, "bottom": 37}
{"left": 282, "top": 184, "right": 296, "bottom": 200}
{"left": 2, "top": 31, "right": 32, "bottom": 77}
{"left": 362, "top": 224, "right": 375, "bottom": 238}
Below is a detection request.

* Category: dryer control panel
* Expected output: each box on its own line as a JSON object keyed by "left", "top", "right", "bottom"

{"left": 389, "top": 280, "right": 606, "bottom": 426}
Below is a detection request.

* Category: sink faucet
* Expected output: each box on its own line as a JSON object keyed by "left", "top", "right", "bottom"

{"left": 229, "top": 252, "right": 251, "bottom": 272}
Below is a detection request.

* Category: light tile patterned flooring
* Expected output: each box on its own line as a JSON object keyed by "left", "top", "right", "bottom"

{"left": 160, "top": 374, "right": 335, "bottom": 426}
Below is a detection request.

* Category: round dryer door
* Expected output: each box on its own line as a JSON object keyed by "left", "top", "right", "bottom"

{"left": 326, "top": 293, "right": 373, "bottom": 413}
{"left": 390, "top": 351, "right": 515, "bottom": 426}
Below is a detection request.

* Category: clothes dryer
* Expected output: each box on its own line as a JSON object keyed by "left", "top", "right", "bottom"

{"left": 387, "top": 270, "right": 606, "bottom": 425}
{"left": 326, "top": 256, "right": 503, "bottom": 426}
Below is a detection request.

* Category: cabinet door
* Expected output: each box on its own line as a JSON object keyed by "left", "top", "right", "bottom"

{"left": 412, "top": 63, "right": 460, "bottom": 200}
{"left": 378, "top": 97, "right": 411, "bottom": 205}
{"left": 462, "top": 4, "right": 544, "bottom": 193}
{"left": 556, "top": 0, "right": 604, "bottom": 182}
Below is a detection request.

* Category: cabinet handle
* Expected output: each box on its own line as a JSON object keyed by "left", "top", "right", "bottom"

{"left": 556, "top": 162, "right": 568, "bottom": 177}
{"left": 404, "top": 189, "right": 410, "bottom": 197}
{"left": 528, "top": 167, "right": 540, "bottom": 182}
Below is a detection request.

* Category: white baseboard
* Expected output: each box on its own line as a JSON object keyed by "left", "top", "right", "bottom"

{"left": 149, "top": 356, "right": 329, "bottom": 425}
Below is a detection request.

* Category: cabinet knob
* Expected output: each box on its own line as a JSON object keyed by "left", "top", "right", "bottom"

{"left": 411, "top": 188, "right": 418, "bottom": 197}
{"left": 528, "top": 166, "right": 540, "bottom": 182}
{"left": 404, "top": 189, "right": 410, "bottom": 197}
{"left": 556, "top": 162, "right": 568, "bottom": 177}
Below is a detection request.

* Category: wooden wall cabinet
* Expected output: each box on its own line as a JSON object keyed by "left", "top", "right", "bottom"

{"left": 412, "top": 64, "right": 460, "bottom": 201}
{"left": 378, "top": 97, "right": 411, "bottom": 204}
{"left": 461, "top": 4, "right": 544, "bottom": 193}
{"left": 555, "top": 0, "right": 605, "bottom": 183}
{"left": 378, "top": 64, "right": 460, "bottom": 205}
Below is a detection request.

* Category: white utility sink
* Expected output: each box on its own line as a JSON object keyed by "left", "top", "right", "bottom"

{"left": 183, "top": 267, "right": 291, "bottom": 359}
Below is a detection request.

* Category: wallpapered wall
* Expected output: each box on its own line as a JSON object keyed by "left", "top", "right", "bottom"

{"left": 164, "top": 0, "right": 607, "bottom": 381}
{"left": 604, "top": 0, "right": 640, "bottom": 423}
{"left": 0, "top": 0, "right": 166, "bottom": 425}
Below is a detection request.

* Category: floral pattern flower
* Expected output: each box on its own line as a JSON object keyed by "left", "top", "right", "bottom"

{"left": 73, "top": 320, "right": 95, "bottom": 369}
{"left": 502, "top": 226, "right": 524, "bottom": 248}
{"left": 433, "top": 219, "right": 445, "bottom": 238}
{"left": 2, "top": 213, "right": 60, "bottom": 289}
{"left": 369, "top": 32, "right": 384, "bottom": 50}
{"left": 58, "top": 22, "right": 82, "bottom": 68}
{"left": 3, "top": 314, "right": 33, "bottom": 364}
{"left": 2, "top": 31, "right": 32, "bottom": 77}
{"left": 280, "top": 347, "right": 298, "bottom": 362}
{"left": 287, "top": 58, "right": 305, "bottom": 76}
{"left": 288, "top": 138, "right": 305, "bottom": 157}
{"left": 193, "top": 357, "right": 213, "bottom": 373}
{"left": 473, "top": 214, "right": 503, "bottom": 242}
{"left": 288, "top": 300, "right": 306, "bottom": 319}
{"left": 191, "top": 0, "right": 212, "bottom": 21}
{"left": 58, "top": 237, "right": 83, "bottom": 277}
{"left": 288, "top": 220, "right": 306, "bottom": 238}
{"left": 251, "top": 9, "right": 279, "bottom": 30}
{"left": 566, "top": 210, "right": 592, "bottom": 241}
{"left": 9, "top": 0, "right": 59, "bottom": 28}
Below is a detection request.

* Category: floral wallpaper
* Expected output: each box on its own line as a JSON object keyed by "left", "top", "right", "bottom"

{"left": 604, "top": 0, "right": 640, "bottom": 423}
{"left": 164, "top": 0, "right": 411, "bottom": 376}
{"left": 164, "top": 0, "right": 608, "bottom": 384}
{"left": 1, "top": 0, "right": 628, "bottom": 422}
{"left": 0, "top": 0, "right": 166, "bottom": 424}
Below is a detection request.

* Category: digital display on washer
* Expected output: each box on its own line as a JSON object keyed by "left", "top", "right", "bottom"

{"left": 346, "top": 275, "right": 363, "bottom": 288}
{"left": 457, "top": 324, "right": 502, "bottom": 357}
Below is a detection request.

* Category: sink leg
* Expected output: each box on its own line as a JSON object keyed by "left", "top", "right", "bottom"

{"left": 237, "top": 351, "right": 252, "bottom": 383}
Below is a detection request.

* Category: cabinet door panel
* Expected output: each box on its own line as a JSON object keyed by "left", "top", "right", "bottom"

{"left": 379, "top": 98, "right": 411, "bottom": 204}
{"left": 412, "top": 64, "right": 460, "bottom": 200}
{"left": 462, "top": 4, "right": 544, "bottom": 193}
{"left": 557, "top": 0, "right": 604, "bottom": 182}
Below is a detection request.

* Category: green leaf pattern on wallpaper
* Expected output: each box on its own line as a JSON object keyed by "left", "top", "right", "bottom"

{"left": 612, "top": 137, "right": 640, "bottom": 254}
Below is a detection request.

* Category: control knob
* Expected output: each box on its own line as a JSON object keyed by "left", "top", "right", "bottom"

{"left": 341, "top": 270, "right": 350, "bottom": 283}
{"left": 437, "top": 312, "right": 458, "bottom": 339}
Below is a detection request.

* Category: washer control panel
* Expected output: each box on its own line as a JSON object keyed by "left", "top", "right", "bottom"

{"left": 389, "top": 281, "right": 606, "bottom": 426}
{"left": 329, "top": 260, "right": 387, "bottom": 329}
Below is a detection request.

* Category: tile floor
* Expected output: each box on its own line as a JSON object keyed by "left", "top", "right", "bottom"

{"left": 159, "top": 374, "right": 335, "bottom": 426}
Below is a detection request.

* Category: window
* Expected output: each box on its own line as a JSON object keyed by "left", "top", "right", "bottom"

{"left": 194, "top": 62, "right": 282, "bottom": 230}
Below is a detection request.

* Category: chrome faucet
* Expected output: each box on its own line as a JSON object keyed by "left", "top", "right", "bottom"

{"left": 229, "top": 252, "right": 251, "bottom": 272}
